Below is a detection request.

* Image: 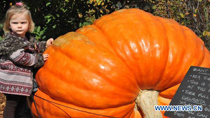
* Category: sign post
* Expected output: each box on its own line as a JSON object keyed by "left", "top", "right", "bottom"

{"left": 164, "top": 66, "right": 210, "bottom": 118}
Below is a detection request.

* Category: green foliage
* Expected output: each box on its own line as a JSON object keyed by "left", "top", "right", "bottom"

{"left": 0, "top": 0, "right": 7, "bottom": 41}
{"left": 147, "top": 0, "right": 210, "bottom": 49}
{"left": 25, "top": 0, "right": 120, "bottom": 40}
{"left": 33, "top": 26, "right": 47, "bottom": 40}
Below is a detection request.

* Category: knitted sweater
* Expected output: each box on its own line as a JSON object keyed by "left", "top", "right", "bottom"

{"left": 0, "top": 32, "right": 46, "bottom": 96}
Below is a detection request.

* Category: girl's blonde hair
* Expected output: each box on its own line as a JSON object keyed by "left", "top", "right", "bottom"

{"left": 3, "top": 3, "right": 35, "bottom": 33}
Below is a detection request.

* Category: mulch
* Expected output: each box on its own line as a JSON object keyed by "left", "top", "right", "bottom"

{"left": 0, "top": 93, "right": 6, "bottom": 117}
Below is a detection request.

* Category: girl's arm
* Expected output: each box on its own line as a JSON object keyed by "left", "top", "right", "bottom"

{"left": 9, "top": 49, "right": 45, "bottom": 68}
{"left": 32, "top": 38, "right": 54, "bottom": 53}
{"left": 29, "top": 36, "right": 46, "bottom": 53}
{"left": 34, "top": 41, "right": 47, "bottom": 53}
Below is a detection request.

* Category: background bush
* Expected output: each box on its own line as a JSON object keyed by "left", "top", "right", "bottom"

{"left": 0, "top": 0, "right": 209, "bottom": 48}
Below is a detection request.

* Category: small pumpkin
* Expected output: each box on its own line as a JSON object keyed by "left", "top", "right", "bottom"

{"left": 30, "top": 8, "right": 210, "bottom": 117}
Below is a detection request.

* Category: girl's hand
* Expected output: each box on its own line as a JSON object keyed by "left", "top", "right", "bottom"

{"left": 46, "top": 38, "right": 54, "bottom": 48}
{"left": 43, "top": 54, "right": 49, "bottom": 61}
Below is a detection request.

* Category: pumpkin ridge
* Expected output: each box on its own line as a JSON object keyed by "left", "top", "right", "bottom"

{"left": 32, "top": 89, "right": 137, "bottom": 117}
{"left": 154, "top": 16, "right": 205, "bottom": 90}
{"left": 94, "top": 8, "right": 170, "bottom": 90}
{"left": 152, "top": 18, "right": 179, "bottom": 90}
{"left": 77, "top": 25, "right": 115, "bottom": 53}
{"left": 58, "top": 41, "right": 139, "bottom": 95}
{"left": 38, "top": 39, "right": 140, "bottom": 109}
{"left": 38, "top": 63, "right": 133, "bottom": 109}
{"left": 87, "top": 24, "right": 141, "bottom": 89}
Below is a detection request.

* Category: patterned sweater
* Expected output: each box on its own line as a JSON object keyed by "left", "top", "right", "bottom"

{"left": 0, "top": 32, "right": 46, "bottom": 96}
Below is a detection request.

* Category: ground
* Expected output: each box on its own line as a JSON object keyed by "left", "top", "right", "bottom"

{"left": 0, "top": 93, "right": 6, "bottom": 118}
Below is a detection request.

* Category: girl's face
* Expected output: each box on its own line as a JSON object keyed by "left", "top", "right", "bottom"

{"left": 10, "top": 12, "right": 29, "bottom": 37}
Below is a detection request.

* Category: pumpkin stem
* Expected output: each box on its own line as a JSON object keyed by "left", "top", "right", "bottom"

{"left": 135, "top": 90, "right": 162, "bottom": 118}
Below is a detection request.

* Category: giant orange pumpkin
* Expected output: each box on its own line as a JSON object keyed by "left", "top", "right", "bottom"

{"left": 30, "top": 8, "right": 210, "bottom": 117}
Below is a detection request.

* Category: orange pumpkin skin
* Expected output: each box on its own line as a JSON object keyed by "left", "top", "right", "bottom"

{"left": 31, "top": 8, "right": 210, "bottom": 117}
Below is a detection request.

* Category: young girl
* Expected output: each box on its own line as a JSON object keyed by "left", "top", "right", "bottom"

{"left": 0, "top": 2, "right": 53, "bottom": 118}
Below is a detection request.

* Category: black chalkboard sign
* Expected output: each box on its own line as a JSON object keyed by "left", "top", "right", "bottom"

{"left": 164, "top": 66, "right": 210, "bottom": 118}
